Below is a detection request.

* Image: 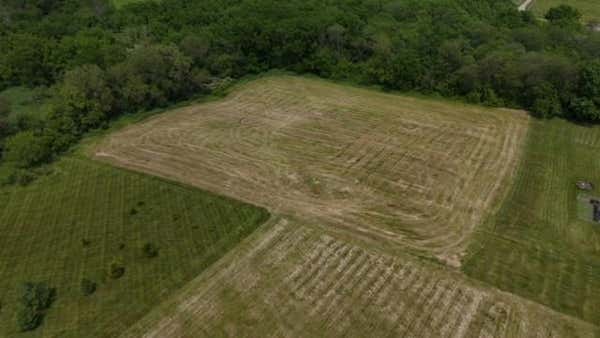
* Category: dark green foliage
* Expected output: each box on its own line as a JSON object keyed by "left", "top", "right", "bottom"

{"left": 16, "top": 308, "right": 42, "bottom": 332}
{"left": 0, "top": 97, "right": 9, "bottom": 117}
{"left": 108, "top": 259, "right": 125, "bottom": 279}
{"left": 142, "top": 242, "right": 159, "bottom": 258}
{"left": 3, "top": 132, "right": 52, "bottom": 168}
{"left": 570, "top": 97, "right": 600, "bottom": 121}
{"left": 16, "top": 282, "right": 55, "bottom": 332}
{"left": 80, "top": 278, "right": 97, "bottom": 296}
{"left": 0, "top": 0, "right": 599, "bottom": 171}
{"left": 545, "top": 5, "right": 582, "bottom": 27}
{"left": 54, "top": 64, "right": 115, "bottom": 134}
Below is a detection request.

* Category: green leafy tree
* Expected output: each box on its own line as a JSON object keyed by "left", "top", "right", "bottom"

{"left": 110, "top": 44, "right": 194, "bottom": 111}
{"left": 0, "top": 96, "right": 9, "bottom": 116}
{"left": 16, "top": 282, "right": 56, "bottom": 332}
{"left": 142, "top": 242, "right": 159, "bottom": 258}
{"left": 108, "top": 258, "right": 125, "bottom": 279}
{"left": 580, "top": 60, "right": 600, "bottom": 105}
{"left": 54, "top": 64, "right": 114, "bottom": 133}
{"left": 545, "top": 5, "right": 582, "bottom": 28}
{"left": 4, "top": 131, "right": 52, "bottom": 168}
{"left": 570, "top": 97, "right": 600, "bottom": 121}
{"left": 0, "top": 33, "right": 56, "bottom": 86}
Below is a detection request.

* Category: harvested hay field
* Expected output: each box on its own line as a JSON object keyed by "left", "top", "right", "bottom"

{"left": 121, "top": 219, "right": 598, "bottom": 338}
{"left": 96, "top": 76, "right": 528, "bottom": 265}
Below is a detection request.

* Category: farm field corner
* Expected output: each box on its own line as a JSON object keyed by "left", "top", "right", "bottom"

{"left": 463, "top": 118, "right": 600, "bottom": 325}
{"left": 0, "top": 156, "right": 268, "bottom": 337}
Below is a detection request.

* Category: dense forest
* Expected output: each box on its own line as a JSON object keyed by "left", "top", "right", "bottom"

{"left": 0, "top": 0, "right": 599, "bottom": 178}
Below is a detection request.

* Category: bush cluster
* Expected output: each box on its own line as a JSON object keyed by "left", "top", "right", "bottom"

{"left": 16, "top": 282, "right": 56, "bottom": 332}
{"left": 80, "top": 278, "right": 97, "bottom": 296}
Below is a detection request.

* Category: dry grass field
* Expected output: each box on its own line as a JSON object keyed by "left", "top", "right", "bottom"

{"left": 121, "top": 219, "right": 598, "bottom": 338}
{"left": 95, "top": 76, "right": 528, "bottom": 266}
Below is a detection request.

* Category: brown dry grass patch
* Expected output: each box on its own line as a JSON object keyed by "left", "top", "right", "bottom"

{"left": 95, "top": 75, "right": 528, "bottom": 265}
{"left": 120, "top": 219, "right": 597, "bottom": 338}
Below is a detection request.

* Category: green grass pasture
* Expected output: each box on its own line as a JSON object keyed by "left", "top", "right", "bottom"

{"left": 0, "top": 156, "right": 268, "bottom": 337}
{"left": 464, "top": 119, "right": 600, "bottom": 325}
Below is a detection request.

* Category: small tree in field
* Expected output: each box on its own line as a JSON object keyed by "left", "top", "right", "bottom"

{"left": 16, "top": 282, "right": 55, "bottom": 332}
{"left": 107, "top": 259, "right": 125, "bottom": 279}
{"left": 0, "top": 96, "right": 10, "bottom": 116}
{"left": 80, "top": 278, "right": 96, "bottom": 296}
{"left": 142, "top": 242, "right": 159, "bottom": 258}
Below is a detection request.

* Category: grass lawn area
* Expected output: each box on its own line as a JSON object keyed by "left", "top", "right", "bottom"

{"left": 0, "top": 155, "right": 269, "bottom": 337}
{"left": 531, "top": 0, "right": 600, "bottom": 23}
{"left": 111, "top": 0, "right": 155, "bottom": 9}
{"left": 463, "top": 118, "right": 600, "bottom": 325}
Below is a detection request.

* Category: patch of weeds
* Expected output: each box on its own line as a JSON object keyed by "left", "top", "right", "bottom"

{"left": 17, "top": 282, "right": 56, "bottom": 332}
{"left": 142, "top": 242, "right": 159, "bottom": 258}
{"left": 80, "top": 278, "right": 97, "bottom": 296}
{"left": 107, "top": 259, "right": 125, "bottom": 279}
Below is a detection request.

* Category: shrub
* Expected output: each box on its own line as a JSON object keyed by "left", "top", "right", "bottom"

{"left": 4, "top": 131, "right": 53, "bottom": 168}
{"left": 80, "top": 278, "right": 96, "bottom": 296}
{"left": 0, "top": 96, "right": 10, "bottom": 116}
{"left": 142, "top": 242, "right": 159, "bottom": 258}
{"left": 17, "top": 307, "right": 42, "bottom": 332}
{"left": 108, "top": 259, "right": 125, "bottom": 279}
{"left": 17, "top": 282, "right": 56, "bottom": 332}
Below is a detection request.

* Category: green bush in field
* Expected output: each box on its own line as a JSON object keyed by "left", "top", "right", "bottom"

{"left": 108, "top": 259, "right": 125, "bottom": 279}
{"left": 0, "top": 96, "right": 10, "bottom": 116}
{"left": 81, "top": 278, "right": 97, "bottom": 296}
{"left": 142, "top": 242, "right": 159, "bottom": 258}
{"left": 16, "top": 282, "right": 55, "bottom": 332}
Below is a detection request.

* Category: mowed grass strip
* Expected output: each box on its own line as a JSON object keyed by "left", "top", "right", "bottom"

{"left": 122, "top": 219, "right": 599, "bottom": 338}
{"left": 463, "top": 119, "right": 600, "bottom": 325}
{"left": 0, "top": 156, "right": 268, "bottom": 337}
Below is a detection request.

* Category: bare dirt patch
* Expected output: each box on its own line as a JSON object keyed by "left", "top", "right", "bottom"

{"left": 95, "top": 76, "right": 528, "bottom": 264}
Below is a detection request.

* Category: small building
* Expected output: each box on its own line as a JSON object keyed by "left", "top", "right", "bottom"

{"left": 577, "top": 181, "right": 594, "bottom": 191}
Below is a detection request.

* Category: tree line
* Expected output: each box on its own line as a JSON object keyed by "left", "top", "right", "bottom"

{"left": 0, "top": 0, "right": 599, "bottom": 175}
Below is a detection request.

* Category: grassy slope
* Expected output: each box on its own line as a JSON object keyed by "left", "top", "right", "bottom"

{"left": 531, "top": 0, "right": 600, "bottom": 22}
{"left": 463, "top": 118, "right": 600, "bottom": 325}
{"left": 0, "top": 154, "right": 268, "bottom": 337}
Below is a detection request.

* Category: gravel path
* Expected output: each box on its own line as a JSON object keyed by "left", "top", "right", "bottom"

{"left": 518, "top": 0, "right": 534, "bottom": 11}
